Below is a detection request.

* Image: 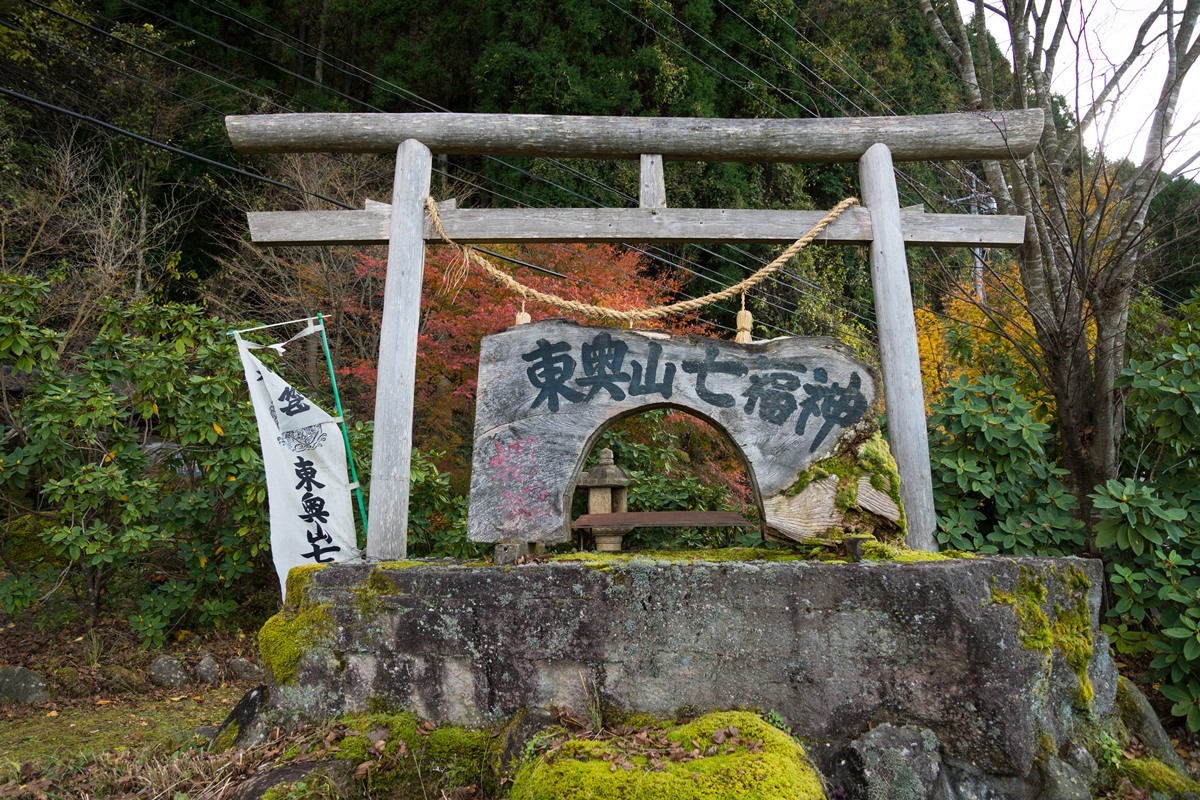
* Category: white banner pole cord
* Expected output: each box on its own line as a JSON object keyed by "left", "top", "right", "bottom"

{"left": 233, "top": 321, "right": 361, "bottom": 599}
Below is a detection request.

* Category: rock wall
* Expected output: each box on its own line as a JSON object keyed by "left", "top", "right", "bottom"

{"left": 264, "top": 554, "right": 1119, "bottom": 797}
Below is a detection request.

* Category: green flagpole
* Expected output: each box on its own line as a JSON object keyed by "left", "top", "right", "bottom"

{"left": 316, "top": 312, "right": 369, "bottom": 545}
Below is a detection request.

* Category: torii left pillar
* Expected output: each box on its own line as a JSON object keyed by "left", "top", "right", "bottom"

{"left": 368, "top": 139, "right": 431, "bottom": 559}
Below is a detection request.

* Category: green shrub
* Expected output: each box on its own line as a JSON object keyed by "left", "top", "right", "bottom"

{"left": 928, "top": 337, "right": 1200, "bottom": 732}
{"left": 1094, "top": 292, "right": 1200, "bottom": 731}
{"left": 928, "top": 374, "right": 1084, "bottom": 555}
{"left": 0, "top": 277, "right": 268, "bottom": 641}
{"left": 406, "top": 448, "right": 482, "bottom": 559}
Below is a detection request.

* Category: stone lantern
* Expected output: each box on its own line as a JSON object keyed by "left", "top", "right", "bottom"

{"left": 577, "top": 448, "right": 632, "bottom": 551}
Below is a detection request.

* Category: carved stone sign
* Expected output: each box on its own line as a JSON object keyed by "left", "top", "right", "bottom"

{"left": 467, "top": 320, "right": 877, "bottom": 543}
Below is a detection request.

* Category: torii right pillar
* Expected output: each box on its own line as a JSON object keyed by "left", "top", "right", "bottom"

{"left": 859, "top": 143, "right": 937, "bottom": 551}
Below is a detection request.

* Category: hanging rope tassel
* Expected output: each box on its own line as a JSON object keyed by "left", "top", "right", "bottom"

{"left": 736, "top": 292, "right": 753, "bottom": 343}
{"left": 438, "top": 245, "right": 473, "bottom": 299}
{"left": 515, "top": 298, "right": 531, "bottom": 326}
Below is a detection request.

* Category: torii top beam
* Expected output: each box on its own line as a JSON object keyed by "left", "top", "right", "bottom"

{"left": 226, "top": 110, "right": 1043, "bottom": 162}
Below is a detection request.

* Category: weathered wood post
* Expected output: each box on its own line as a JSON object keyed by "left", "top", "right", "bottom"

{"left": 859, "top": 143, "right": 936, "bottom": 551}
{"left": 639, "top": 154, "right": 666, "bottom": 209}
{"left": 367, "top": 139, "right": 432, "bottom": 559}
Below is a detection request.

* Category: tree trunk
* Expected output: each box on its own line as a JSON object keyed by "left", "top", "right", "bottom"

{"left": 920, "top": 1, "right": 1199, "bottom": 550}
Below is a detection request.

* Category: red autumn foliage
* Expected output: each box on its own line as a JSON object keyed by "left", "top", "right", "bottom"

{"left": 334, "top": 242, "right": 710, "bottom": 482}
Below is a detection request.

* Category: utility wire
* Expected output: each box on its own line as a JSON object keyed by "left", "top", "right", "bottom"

{"left": 29, "top": 0, "right": 860, "bottom": 335}
{"left": 140, "top": 0, "right": 811, "bottom": 334}
{"left": 0, "top": 85, "right": 352, "bottom": 208}
{"left": 180, "top": 0, "right": 861, "bottom": 331}
{"left": 179, "top": 0, "right": 813, "bottom": 305}
{"left": 105, "top": 0, "right": 761, "bottom": 323}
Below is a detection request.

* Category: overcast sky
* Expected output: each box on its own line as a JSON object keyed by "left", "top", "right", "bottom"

{"left": 967, "top": 0, "right": 1199, "bottom": 176}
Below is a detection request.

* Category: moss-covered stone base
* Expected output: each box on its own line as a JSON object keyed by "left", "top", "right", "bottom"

{"left": 263, "top": 555, "right": 1117, "bottom": 785}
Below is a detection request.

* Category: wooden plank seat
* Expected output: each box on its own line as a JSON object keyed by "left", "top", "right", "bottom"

{"left": 572, "top": 511, "right": 753, "bottom": 529}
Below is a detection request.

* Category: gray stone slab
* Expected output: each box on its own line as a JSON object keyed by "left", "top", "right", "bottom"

{"left": 266, "top": 555, "right": 1115, "bottom": 782}
{"left": 467, "top": 320, "right": 876, "bottom": 544}
{"left": 148, "top": 655, "right": 190, "bottom": 689}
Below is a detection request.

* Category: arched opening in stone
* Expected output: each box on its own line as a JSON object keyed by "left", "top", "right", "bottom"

{"left": 567, "top": 403, "right": 766, "bottom": 550}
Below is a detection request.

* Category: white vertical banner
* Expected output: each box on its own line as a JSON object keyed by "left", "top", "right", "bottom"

{"left": 235, "top": 331, "right": 360, "bottom": 598}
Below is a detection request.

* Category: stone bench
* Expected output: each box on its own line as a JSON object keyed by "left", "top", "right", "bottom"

{"left": 571, "top": 510, "right": 753, "bottom": 529}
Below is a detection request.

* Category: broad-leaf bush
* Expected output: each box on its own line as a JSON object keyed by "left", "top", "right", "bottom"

{"left": 406, "top": 447, "right": 482, "bottom": 559}
{"left": 929, "top": 293, "right": 1200, "bottom": 731}
{"left": 928, "top": 374, "right": 1083, "bottom": 555}
{"left": 0, "top": 277, "right": 270, "bottom": 642}
{"left": 1095, "top": 292, "right": 1200, "bottom": 730}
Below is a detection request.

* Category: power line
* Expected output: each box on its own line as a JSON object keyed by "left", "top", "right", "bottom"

{"left": 156, "top": 0, "right": 819, "bottom": 334}
{"left": 185, "top": 0, "right": 833, "bottom": 292}
{"left": 104, "top": 0, "right": 753, "bottom": 318}
{"left": 0, "top": 85, "right": 353, "bottom": 208}
{"left": 29, "top": 0, "right": 864, "bottom": 335}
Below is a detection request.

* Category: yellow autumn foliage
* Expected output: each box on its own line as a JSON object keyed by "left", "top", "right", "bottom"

{"left": 915, "top": 259, "right": 1053, "bottom": 415}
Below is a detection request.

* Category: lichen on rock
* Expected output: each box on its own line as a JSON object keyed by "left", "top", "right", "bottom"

{"left": 991, "top": 565, "right": 1096, "bottom": 708}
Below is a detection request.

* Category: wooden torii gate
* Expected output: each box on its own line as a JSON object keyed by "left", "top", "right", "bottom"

{"left": 226, "top": 110, "right": 1043, "bottom": 556}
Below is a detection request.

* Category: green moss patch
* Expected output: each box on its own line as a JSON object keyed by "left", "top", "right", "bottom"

{"left": 376, "top": 556, "right": 489, "bottom": 568}
{"left": 551, "top": 542, "right": 974, "bottom": 567}
{"left": 334, "top": 711, "right": 501, "bottom": 798}
{"left": 857, "top": 541, "right": 968, "bottom": 563}
{"left": 782, "top": 431, "right": 906, "bottom": 536}
{"left": 992, "top": 569, "right": 1054, "bottom": 651}
{"left": 257, "top": 604, "right": 333, "bottom": 686}
{"left": 284, "top": 564, "right": 327, "bottom": 607}
{"left": 991, "top": 566, "right": 1095, "bottom": 707}
{"left": 1119, "top": 757, "right": 1200, "bottom": 797}
{"left": 1050, "top": 584, "right": 1095, "bottom": 705}
{"left": 510, "top": 710, "right": 827, "bottom": 800}
{"left": 551, "top": 548, "right": 813, "bottom": 567}
{"left": 0, "top": 687, "right": 244, "bottom": 772}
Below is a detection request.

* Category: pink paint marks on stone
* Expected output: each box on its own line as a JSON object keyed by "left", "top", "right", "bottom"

{"left": 489, "top": 435, "right": 551, "bottom": 524}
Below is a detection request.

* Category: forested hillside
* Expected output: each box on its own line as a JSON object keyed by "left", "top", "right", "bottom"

{"left": 2, "top": 0, "right": 1199, "bottom": 734}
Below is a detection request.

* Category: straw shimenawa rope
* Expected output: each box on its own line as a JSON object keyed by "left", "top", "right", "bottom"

{"left": 424, "top": 196, "right": 859, "bottom": 323}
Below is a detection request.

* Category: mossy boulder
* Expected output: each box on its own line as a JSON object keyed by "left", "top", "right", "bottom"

{"left": 765, "top": 429, "right": 906, "bottom": 544}
{"left": 334, "top": 710, "right": 504, "bottom": 798}
{"left": 510, "top": 711, "right": 827, "bottom": 800}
